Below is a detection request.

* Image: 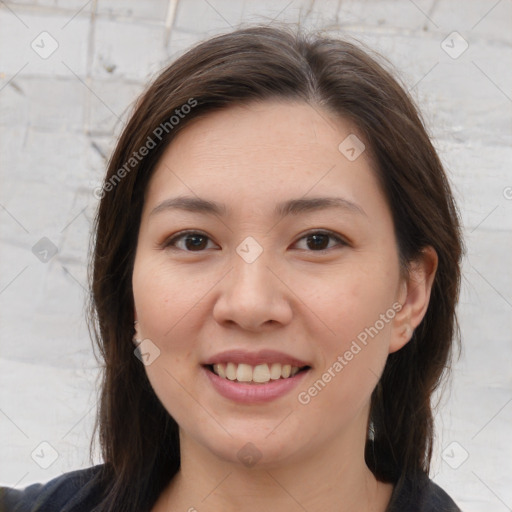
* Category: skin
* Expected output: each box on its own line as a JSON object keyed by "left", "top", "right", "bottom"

{"left": 131, "top": 100, "right": 438, "bottom": 512}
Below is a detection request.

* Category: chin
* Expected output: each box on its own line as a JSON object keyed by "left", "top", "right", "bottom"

{"left": 188, "top": 419, "right": 319, "bottom": 470}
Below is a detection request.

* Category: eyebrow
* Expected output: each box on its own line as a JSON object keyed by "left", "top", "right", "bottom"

{"left": 149, "top": 195, "right": 367, "bottom": 218}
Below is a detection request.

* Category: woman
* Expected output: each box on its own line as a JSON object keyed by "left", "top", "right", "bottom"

{"left": 1, "top": 25, "right": 463, "bottom": 511}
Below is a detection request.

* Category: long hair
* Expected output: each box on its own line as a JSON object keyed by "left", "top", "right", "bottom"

{"left": 86, "top": 24, "right": 463, "bottom": 511}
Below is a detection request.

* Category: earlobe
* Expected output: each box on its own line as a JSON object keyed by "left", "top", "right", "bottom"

{"left": 389, "top": 246, "right": 438, "bottom": 354}
{"left": 133, "top": 312, "right": 142, "bottom": 346}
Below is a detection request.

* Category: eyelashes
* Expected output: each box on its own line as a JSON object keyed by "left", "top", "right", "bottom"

{"left": 161, "top": 229, "right": 349, "bottom": 253}
{"left": 163, "top": 231, "right": 215, "bottom": 252}
{"left": 294, "top": 231, "right": 348, "bottom": 251}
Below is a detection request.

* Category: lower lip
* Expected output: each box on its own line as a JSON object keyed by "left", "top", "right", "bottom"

{"left": 202, "top": 366, "right": 310, "bottom": 404}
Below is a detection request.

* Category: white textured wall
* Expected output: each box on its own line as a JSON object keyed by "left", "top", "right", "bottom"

{"left": 1, "top": 1, "right": 511, "bottom": 510}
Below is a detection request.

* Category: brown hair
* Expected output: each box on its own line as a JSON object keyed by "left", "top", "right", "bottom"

{"left": 87, "top": 24, "right": 463, "bottom": 511}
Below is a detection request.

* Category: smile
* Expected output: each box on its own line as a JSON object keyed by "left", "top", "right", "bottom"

{"left": 207, "top": 362, "right": 310, "bottom": 383}
{"left": 202, "top": 365, "right": 311, "bottom": 403}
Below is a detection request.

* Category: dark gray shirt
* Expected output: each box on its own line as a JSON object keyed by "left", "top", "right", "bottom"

{"left": 0, "top": 463, "right": 461, "bottom": 511}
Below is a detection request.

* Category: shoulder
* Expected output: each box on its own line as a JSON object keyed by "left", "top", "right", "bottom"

{"left": 387, "top": 471, "right": 462, "bottom": 512}
{"left": 0, "top": 464, "right": 108, "bottom": 512}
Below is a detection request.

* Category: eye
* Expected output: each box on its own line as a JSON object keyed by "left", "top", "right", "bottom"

{"left": 293, "top": 230, "right": 348, "bottom": 252}
{"left": 162, "top": 231, "right": 218, "bottom": 252}
{"left": 162, "top": 229, "right": 348, "bottom": 253}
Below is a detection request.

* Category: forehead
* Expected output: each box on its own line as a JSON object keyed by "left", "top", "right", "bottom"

{"left": 159, "top": 100, "right": 359, "bottom": 163}
{"left": 142, "top": 100, "right": 384, "bottom": 219}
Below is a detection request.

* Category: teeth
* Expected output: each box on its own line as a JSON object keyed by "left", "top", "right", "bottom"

{"left": 213, "top": 363, "right": 226, "bottom": 378}
{"left": 225, "top": 362, "right": 237, "bottom": 381}
{"left": 253, "top": 364, "right": 271, "bottom": 383}
{"left": 269, "top": 363, "right": 281, "bottom": 380}
{"left": 236, "top": 363, "right": 253, "bottom": 382}
{"left": 210, "top": 362, "right": 304, "bottom": 383}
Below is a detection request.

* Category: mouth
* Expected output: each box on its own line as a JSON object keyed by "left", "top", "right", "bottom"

{"left": 203, "top": 362, "right": 311, "bottom": 384}
{"left": 201, "top": 349, "right": 312, "bottom": 402}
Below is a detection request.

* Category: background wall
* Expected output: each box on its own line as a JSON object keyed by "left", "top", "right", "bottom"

{"left": 1, "top": 1, "right": 511, "bottom": 510}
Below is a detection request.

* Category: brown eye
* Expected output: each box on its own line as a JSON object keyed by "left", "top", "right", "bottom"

{"left": 163, "top": 231, "right": 216, "bottom": 252}
{"left": 162, "top": 229, "right": 347, "bottom": 253}
{"left": 294, "top": 230, "right": 347, "bottom": 252}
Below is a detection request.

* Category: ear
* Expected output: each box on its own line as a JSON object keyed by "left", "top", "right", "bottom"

{"left": 389, "top": 246, "right": 438, "bottom": 354}
{"left": 132, "top": 315, "right": 141, "bottom": 346}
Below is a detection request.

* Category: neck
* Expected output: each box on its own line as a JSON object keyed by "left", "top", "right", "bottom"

{"left": 157, "top": 409, "right": 393, "bottom": 512}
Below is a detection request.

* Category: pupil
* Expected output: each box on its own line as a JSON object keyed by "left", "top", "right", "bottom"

{"left": 186, "top": 235, "right": 207, "bottom": 250}
{"left": 308, "top": 234, "right": 328, "bottom": 250}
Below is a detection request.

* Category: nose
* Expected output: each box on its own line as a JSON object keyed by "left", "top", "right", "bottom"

{"left": 212, "top": 250, "right": 293, "bottom": 332}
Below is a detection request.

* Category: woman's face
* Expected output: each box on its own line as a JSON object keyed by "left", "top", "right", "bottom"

{"left": 132, "top": 100, "right": 415, "bottom": 467}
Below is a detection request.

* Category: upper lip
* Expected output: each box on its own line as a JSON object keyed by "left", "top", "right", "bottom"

{"left": 202, "top": 349, "right": 311, "bottom": 368}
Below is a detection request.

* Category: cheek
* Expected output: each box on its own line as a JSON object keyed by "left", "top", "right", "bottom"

{"left": 306, "top": 260, "right": 398, "bottom": 340}
{"left": 132, "top": 257, "right": 207, "bottom": 343}
{"left": 301, "top": 261, "right": 397, "bottom": 400}
{"left": 132, "top": 260, "right": 205, "bottom": 420}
